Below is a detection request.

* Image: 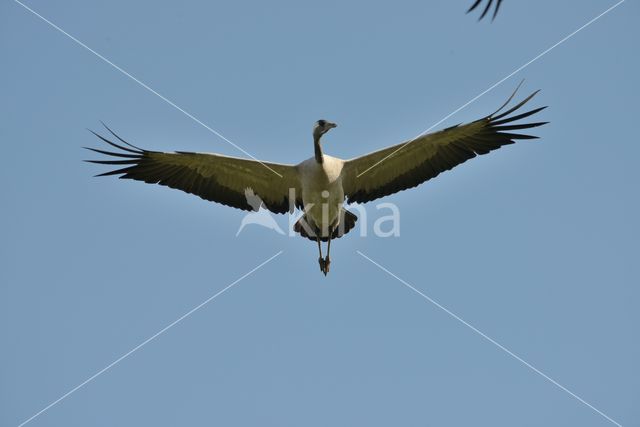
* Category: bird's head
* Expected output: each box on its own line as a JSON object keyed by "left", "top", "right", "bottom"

{"left": 313, "top": 119, "right": 337, "bottom": 140}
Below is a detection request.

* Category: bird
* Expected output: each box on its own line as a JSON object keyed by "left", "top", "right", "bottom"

{"left": 467, "top": 0, "right": 504, "bottom": 21}
{"left": 86, "top": 86, "right": 547, "bottom": 275}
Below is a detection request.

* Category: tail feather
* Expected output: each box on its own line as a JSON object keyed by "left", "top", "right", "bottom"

{"left": 294, "top": 209, "right": 358, "bottom": 242}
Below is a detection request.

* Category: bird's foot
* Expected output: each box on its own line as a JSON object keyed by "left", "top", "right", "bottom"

{"left": 318, "top": 257, "right": 326, "bottom": 274}
{"left": 324, "top": 256, "right": 331, "bottom": 274}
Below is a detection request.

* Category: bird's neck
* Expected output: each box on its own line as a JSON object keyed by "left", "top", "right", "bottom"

{"left": 314, "top": 135, "right": 324, "bottom": 163}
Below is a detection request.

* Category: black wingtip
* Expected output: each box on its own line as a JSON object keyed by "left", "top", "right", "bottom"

{"left": 492, "top": 89, "right": 541, "bottom": 121}
{"left": 85, "top": 124, "right": 149, "bottom": 178}
{"left": 99, "top": 121, "right": 145, "bottom": 151}
{"left": 94, "top": 168, "right": 131, "bottom": 177}
{"left": 88, "top": 127, "right": 143, "bottom": 154}
{"left": 468, "top": 0, "right": 502, "bottom": 21}
{"left": 489, "top": 79, "right": 526, "bottom": 117}
{"left": 467, "top": 0, "right": 482, "bottom": 13}
{"left": 83, "top": 146, "right": 140, "bottom": 158}
{"left": 484, "top": 86, "right": 548, "bottom": 141}
{"left": 85, "top": 159, "right": 138, "bottom": 165}
{"left": 492, "top": 0, "right": 503, "bottom": 20}
{"left": 479, "top": 0, "right": 494, "bottom": 20}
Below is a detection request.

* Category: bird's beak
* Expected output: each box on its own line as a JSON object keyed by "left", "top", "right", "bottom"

{"left": 328, "top": 122, "right": 337, "bottom": 129}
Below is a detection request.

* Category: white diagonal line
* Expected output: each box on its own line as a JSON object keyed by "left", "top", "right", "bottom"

{"left": 356, "top": 0, "right": 625, "bottom": 178}
{"left": 12, "top": 0, "right": 283, "bottom": 178}
{"left": 357, "top": 250, "right": 623, "bottom": 427}
{"left": 17, "top": 250, "right": 283, "bottom": 427}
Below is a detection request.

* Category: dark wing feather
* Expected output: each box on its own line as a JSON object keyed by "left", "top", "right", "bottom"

{"left": 342, "top": 89, "right": 547, "bottom": 204}
{"left": 85, "top": 127, "right": 301, "bottom": 214}
{"left": 467, "top": 0, "right": 504, "bottom": 20}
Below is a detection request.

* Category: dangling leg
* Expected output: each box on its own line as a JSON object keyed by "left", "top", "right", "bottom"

{"left": 317, "top": 236, "right": 325, "bottom": 274}
{"left": 324, "top": 228, "right": 332, "bottom": 275}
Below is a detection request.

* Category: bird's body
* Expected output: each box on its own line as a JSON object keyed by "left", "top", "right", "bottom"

{"left": 298, "top": 155, "right": 345, "bottom": 236}
{"left": 87, "top": 87, "right": 547, "bottom": 275}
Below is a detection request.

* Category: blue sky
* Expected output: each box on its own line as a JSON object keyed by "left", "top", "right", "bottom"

{"left": 1, "top": 1, "right": 638, "bottom": 426}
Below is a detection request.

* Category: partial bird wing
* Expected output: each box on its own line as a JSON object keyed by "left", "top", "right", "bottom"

{"left": 467, "top": 0, "right": 504, "bottom": 20}
{"left": 86, "top": 126, "right": 301, "bottom": 214}
{"left": 341, "top": 90, "right": 547, "bottom": 204}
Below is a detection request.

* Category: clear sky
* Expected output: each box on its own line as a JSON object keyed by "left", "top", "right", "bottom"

{"left": 1, "top": 1, "right": 638, "bottom": 426}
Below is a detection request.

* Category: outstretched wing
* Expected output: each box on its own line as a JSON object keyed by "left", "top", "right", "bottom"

{"left": 86, "top": 126, "right": 301, "bottom": 214}
{"left": 467, "top": 0, "right": 504, "bottom": 20}
{"left": 342, "top": 89, "right": 547, "bottom": 204}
